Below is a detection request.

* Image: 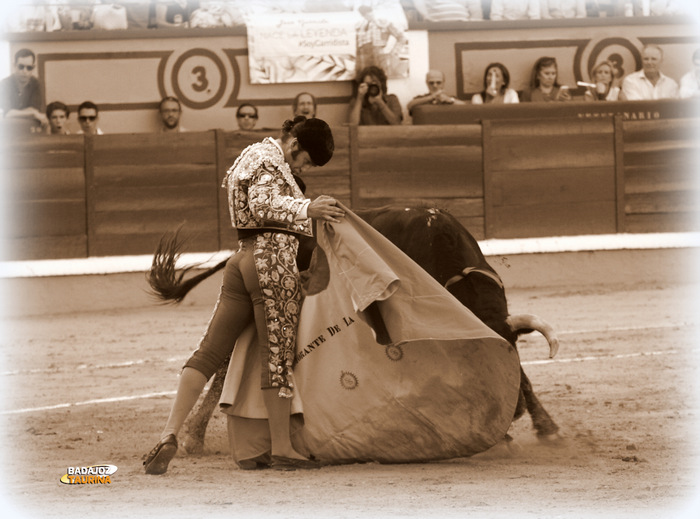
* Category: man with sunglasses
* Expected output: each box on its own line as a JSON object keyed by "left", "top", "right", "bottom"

{"left": 406, "top": 69, "right": 464, "bottom": 118}
{"left": 235, "top": 103, "right": 259, "bottom": 131}
{"left": 77, "top": 101, "right": 104, "bottom": 135}
{"left": 0, "top": 48, "right": 47, "bottom": 130}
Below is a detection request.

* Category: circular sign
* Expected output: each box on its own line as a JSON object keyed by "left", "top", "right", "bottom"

{"left": 171, "top": 48, "right": 227, "bottom": 110}
{"left": 586, "top": 38, "right": 642, "bottom": 83}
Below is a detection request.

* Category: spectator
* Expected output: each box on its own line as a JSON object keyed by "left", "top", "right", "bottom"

{"left": 356, "top": 1, "right": 409, "bottom": 77}
{"left": 582, "top": 61, "right": 620, "bottom": 101}
{"left": 0, "top": 48, "right": 47, "bottom": 129}
{"left": 407, "top": 69, "right": 465, "bottom": 116}
{"left": 678, "top": 48, "right": 700, "bottom": 99}
{"left": 410, "top": 0, "right": 483, "bottom": 21}
{"left": 293, "top": 92, "right": 317, "bottom": 118}
{"left": 520, "top": 56, "right": 573, "bottom": 102}
{"left": 77, "top": 101, "right": 103, "bottom": 135}
{"left": 348, "top": 65, "right": 403, "bottom": 125}
{"left": 542, "top": 0, "right": 586, "bottom": 18}
{"left": 159, "top": 96, "right": 186, "bottom": 132}
{"left": 621, "top": 45, "right": 679, "bottom": 100}
{"left": 46, "top": 101, "right": 71, "bottom": 135}
{"left": 235, "top": 103, "right": 259, "bottom": 130}
{"left": 471, "top": 63, "right": 519, "bottom": 104}
{"left": 5, "top": 3, "right": 62, "bottom": 32}
{"left": 489, "top": 0, "right": 541, "bottom": 20}
{"left": 188, "top": 0, "right": 236, "bottom": 27}
{"left": 92, "top": 2, "right": 129, "bottom": 30}
{"left": 154, "top": 0, "right": 199, "bottom": 27}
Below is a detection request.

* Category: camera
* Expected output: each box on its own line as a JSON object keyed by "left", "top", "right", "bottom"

{"left": 366, "top": 84, "right": 380, "bottom": 97}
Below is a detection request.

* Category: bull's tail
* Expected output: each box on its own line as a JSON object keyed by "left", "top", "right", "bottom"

{"left": 147, "top": 231, "right": 228, "bottom": 304}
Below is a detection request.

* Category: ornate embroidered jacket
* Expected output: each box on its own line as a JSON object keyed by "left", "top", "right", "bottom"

{"left": 222, "top": 137, "right": 312, "bottom": 237}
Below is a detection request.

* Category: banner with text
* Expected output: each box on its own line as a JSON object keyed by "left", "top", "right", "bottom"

{"left": 246, "top": 12, "right": 359, "bottom": 84}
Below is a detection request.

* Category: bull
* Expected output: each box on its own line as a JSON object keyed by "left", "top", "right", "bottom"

{"left": 148, "top": 205, "right": 560, "bottom": 455}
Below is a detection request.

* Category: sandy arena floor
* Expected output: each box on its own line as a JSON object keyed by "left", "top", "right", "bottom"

{"left": 1, "top": 251, "right": 699, "bottom": 519}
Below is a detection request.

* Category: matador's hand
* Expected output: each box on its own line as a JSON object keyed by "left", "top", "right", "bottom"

{"left": 307, "top": 195, "right": 345, "bottom": 223}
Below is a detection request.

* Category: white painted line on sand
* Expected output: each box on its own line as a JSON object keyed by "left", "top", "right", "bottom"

{"left": 3, "top": 347, "right": 697, "bottom": 416}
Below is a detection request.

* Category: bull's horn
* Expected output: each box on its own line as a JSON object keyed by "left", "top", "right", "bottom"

{"left": 506, "top": 313, "right": 560, "bottom": 358}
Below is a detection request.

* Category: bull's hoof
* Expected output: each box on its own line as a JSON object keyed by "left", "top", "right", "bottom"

{"left": 143, "top": 434, "right": 178, "bottom": 475}
{"left": 536, "top": 431, "right": 564, "bottom": 445}
{"left": 180, "top": 434, "right": 205, "bottom": 455}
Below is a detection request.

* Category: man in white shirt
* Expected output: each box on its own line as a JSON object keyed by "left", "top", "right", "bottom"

{"left": 621, "top": 45, "right": 679, "bottom": 101}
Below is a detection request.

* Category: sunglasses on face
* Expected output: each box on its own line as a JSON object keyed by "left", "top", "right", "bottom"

{"left": 237, "top": 113, "right": 257, "bottom": 119}
{"left": 79, "top": 116, "right": 97, "bottom": 122}
{"left": 17, "top": 64, "right": 34, "bottom": 71}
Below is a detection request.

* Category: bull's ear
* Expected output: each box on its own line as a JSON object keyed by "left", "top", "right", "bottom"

{"left": 301, "top": 246, "right": 330, "bottom": 296}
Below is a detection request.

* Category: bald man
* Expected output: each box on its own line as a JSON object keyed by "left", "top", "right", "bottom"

{"left": 407, "top": 69, "right": 464, "bottom": 116}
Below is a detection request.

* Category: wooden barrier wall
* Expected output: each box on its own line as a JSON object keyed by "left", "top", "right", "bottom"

{"left": 1, "top": 117, "right": 698, "bottom": 262}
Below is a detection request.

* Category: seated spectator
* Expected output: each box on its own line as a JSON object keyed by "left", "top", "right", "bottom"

{"left": 645, "top": 0, "right": 688, "bottom": 16}
{"left": 159, "top": 96, "right": 186, "bottom": 132}
{"left": 92, "top": 2, "right": 129, "bottom": 30}
{"left": 77, "top": 101, "right": 104, "bottom": 135}
{"left": 5, "top": 3, "right": 62, "bottom": 32}
{"left": 582, "top": 61, "right": 620, "bottom": 101}
{"left": 489, "top": 0, "right": 541, "bottom": 20}
{"left": 471, "top": 63, "right": 519, "bottom": 104}
{"left": 0, "top": 48, "right": 48, "bottom": 129}
{"left": 542, "top": 0, "right": 586, "bottom": 18}
{"left": 407, "top": 69, "right": 465, "bottom": 116}
{"left": 348, "top": 65, "right": 403, "bottom": 125}
{"left": 235, "top": 103, "right": 259, "bottom": 130}
{"left": 188, "top": 1, "right": 237, "bottom": 28}
{"left": 679, "top": 48, "right": 700, "bottom": 99}
{"left": 293, "top": 92, "right": 317, "bottom": 118}
{"left": 621, "top": 45, "right": 679, "bottom": 100}
{"left": 46, "top": 101, "right": 71, "bottom": 135}
{"left": 521, "top": 56, "right": 573, "bottom": 102}
{"left": 410, "top": 0, "right": 483, "bottom": 21}
{"left": 155, "top": 0, "right": 200, "bottom": 28}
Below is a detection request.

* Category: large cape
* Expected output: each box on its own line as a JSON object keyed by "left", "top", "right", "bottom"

{"left": 220, "top": 207, "right": 520, "bottom": 464}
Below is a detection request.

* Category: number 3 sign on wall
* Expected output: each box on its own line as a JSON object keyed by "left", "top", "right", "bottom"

{"left": 170, "top": 48, "right": 230, "bottom": 109}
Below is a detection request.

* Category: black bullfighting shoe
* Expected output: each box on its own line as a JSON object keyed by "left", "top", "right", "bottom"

{"left": 143, "top": 434, "right": 178, "bottom": 475}
{"left": 271, "top": 455, "right": 321, "bottom": 471}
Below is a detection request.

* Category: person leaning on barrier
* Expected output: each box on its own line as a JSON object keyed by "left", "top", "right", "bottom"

{"left": 235, "top": 103, "right": 259, "bottom": 130}
{"left": 348, "top": 65, "right": 403, "bottom": 126}
{"left": 471, "top": 63, "right": 519, "bottom": 104}
{"left": 520, "top": 56, "right": 573, "bottom": 103}
{"left": 582, "top": 61, "right": 621, "bottom": 102}
{"left": 407, "top": 69, "right": 465, "bottom": 117}
{"left": 159, "top": 96, "right": 186, "bottom": 133}
{"left": 143, "top": 116, "right": 345, "bottom": 475}
{"left": 46, "top": 101, "right": 71, "bottom": 135}
{"left": 0, "top": 48, "right": 48, "bottom": 130}
{"left": 679, "top": 47, "right": 700, "bottom": 100}
{"left": 621, "top": 45, "right": 679, "bottom": 101}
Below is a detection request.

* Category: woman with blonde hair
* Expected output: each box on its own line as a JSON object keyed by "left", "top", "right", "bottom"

{"left": 583, "top": 61, "right": 621, "bottom": 102}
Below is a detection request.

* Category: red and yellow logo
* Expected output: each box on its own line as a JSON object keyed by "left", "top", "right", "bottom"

{"left": 60, "top": 464, "right": 117, "bottom": 485}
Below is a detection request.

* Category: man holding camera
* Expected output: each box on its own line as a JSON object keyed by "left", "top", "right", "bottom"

{"left": 348, "top": 65, "right": 403, "bottom": 126}
{"left": 407, "top": 69, "right": 465, "bottom": 117}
